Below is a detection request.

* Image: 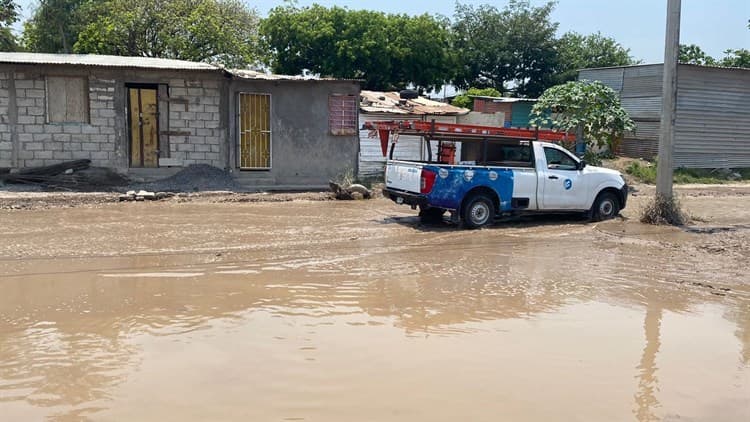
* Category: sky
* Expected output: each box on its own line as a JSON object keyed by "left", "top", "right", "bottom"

{"left": 12, "top": 0, "right": 750, "bottom": 63}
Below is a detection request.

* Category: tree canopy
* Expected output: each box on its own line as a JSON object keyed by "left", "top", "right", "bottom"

{"left": 22, "top": 0, "right": 87, "bottom": 53}
{"left": 555, "top": 32, "right": 635, "bottom": 83}
{"left": 530, "top": 80, "right": 635, "bottom": 150}
{"left": 0, "top": 0, "right": 19, "bottom": 51}
{"left": 452, "top": 0, "right": 559, "bottom": 97}
{"left": 261, "top": 4, "right": 453, "bottom": 91}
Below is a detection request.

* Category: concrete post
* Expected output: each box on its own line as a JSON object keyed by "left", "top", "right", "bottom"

{"left": 656, "top": 0, "right": 681, "bottom": 198}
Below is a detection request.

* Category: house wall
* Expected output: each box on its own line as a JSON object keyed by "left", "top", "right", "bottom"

{"left": 229, "top": 79, "right": 360, "bottom": 188}
{"left": 0, "top": 64, "right": 227, "bottom": 171}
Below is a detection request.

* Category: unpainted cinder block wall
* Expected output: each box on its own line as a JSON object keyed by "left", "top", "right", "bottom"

{"left": 0, "top": 64, "right": 227, "bottom": 171}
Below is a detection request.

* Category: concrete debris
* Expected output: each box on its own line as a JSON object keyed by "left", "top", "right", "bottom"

{"left": 119, "top": 190, "right": 174, "bottom": 202}
{"left": 329, "top": 181, "right": 372, "bottom": 200}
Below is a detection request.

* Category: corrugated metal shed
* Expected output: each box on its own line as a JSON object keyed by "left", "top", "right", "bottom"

{"left": 0, "top": 52, "right": 219, "bottom": 71}
{"left": 580, "top": 63, "right": 750, "bottom": 168}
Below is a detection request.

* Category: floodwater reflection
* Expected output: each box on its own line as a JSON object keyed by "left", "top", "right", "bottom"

{"left": 0, "top": 243, "right": 747, "bottom": 421}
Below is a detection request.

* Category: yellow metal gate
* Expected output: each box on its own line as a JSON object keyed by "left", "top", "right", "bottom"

{"left": 239, "top": 93, "right": 271, "bottom": 169}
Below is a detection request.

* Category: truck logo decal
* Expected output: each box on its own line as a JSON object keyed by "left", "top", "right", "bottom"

{"left": 564, "top": 179, "right": 573, "bottom": 190}
{"left": 439, "top": 168, "right": 449, "bottom": 179}
{"left": 464, "top": 170, "right": 474, "bottom": 182}
{"left": 489, "top": 171, "right": 498, "bottom": 181}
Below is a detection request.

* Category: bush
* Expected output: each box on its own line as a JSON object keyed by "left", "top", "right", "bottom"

{"left": 626, "top": 160, "right": 750, "bottom": 185}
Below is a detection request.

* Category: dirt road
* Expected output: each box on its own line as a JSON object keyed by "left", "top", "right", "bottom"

{"left": 0, "top": 185, "right": 748, "bottom": 421}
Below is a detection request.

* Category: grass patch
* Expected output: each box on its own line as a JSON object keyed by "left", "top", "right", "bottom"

{"left": 625, "top": 160, "right": 750, "bottom": 184}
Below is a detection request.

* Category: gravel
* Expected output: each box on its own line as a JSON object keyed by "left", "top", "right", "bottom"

{"left": 130, "top": 164, "right": 243, "bottom": 192}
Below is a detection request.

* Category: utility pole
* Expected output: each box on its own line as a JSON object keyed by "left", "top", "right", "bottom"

{"left": 656, "top": 0, "right": 681, "bottom": 198}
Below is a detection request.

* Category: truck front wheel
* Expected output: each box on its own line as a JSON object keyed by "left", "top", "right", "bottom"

{"left": 592, "top": 191, "right": 620, "bottom": 221}
{"left": 462, "top": 195, "right": 495, "bottom": 229}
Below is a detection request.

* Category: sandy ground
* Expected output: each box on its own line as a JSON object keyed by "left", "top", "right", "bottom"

{"left": 0, "top": 183, "right": 748, "bottom": 421}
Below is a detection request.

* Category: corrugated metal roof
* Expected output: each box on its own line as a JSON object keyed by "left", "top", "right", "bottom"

{"left": 360, "top": 90, "right": 469, "bottom": 116}
{"left": 580, "top": 62, "right": 750, "bottom": 73}
{"left": 0, "top": 52, "right": 220, "bottom": 71}
{"left": 230, "top": 69, "right": 360, "bottom": 82}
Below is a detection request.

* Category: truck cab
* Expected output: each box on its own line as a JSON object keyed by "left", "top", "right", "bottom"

{"left": 373, "top": 121, "right": 627, "bottom": 229}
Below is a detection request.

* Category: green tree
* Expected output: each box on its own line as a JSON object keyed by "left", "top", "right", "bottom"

{"left": 530, "top": 80, "right": 635, "bottom": 150}
{"left": 261, "top": 4, "right": 452, "bottom": 90}
{"left": 556, "top": 32, "right": 635, "bottom": 83}
{"left": 0, "top": 0, "right": 19, "bottom": 51}
{"left": 71, "top": 0, "right": 260, "bottom": 68}
{"left": 451, "top": 87, "right": 501, "bottom": 109}
{"left": 22, "top": 0, "right": 88, "bottom": 53}
{"left": 719, "top": 48, "right": 750, "bottom": 68}
{"left": 678, "top": 44, "right": 716, "bottom": 65}
{"left": 452, "top": 0, "right": 559, "bottom": 97}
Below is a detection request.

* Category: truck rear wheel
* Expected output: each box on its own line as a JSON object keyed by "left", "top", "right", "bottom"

{"left": 592, "top": 191, "right": 620, "bottom": 221}
{"left": 462, "top": 194, "right": 494, "bottom": 229}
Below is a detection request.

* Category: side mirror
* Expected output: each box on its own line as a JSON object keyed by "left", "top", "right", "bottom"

{"left": 578, "top": 160, "right": 587, "bottom": 170}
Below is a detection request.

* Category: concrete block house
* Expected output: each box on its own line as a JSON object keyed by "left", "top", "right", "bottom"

{"left": 0, "top": 53, "right": 361, "bottom": 188}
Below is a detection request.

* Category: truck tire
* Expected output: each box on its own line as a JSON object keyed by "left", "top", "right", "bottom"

{"left": 462, "top": 194, "right": 495, "bottom": 229}
{"left": 419, "top": 207, "right": 445, "bottom": 224}
{"left": 591, "top": 191, "right": 620, "bottom": 221}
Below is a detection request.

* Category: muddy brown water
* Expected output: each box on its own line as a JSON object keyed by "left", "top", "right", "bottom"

{"left": 0, "top": 197, "right": 748, "bottom": 421}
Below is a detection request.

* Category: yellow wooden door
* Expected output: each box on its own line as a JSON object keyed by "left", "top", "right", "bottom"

{"left": 129, "top": 87, "right": 159, "bottom": 167}
{"left": 239, "top": 93, "right": 271, "bottom": 169}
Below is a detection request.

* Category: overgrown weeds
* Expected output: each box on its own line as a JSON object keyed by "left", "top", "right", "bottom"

{"left": 625, "top": 160, "right": 750, "bottom": 185}
{"left": 640, "top": 193, "right": 689, "bottom": 226}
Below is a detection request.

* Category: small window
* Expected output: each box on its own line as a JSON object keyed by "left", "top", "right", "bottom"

{"left": 544, "top": 147, "right": 578, "bottom": 170}
{"left": 485, "top": 142, "right": 533, "bottom": 167}
{"left": 328, "top": 94, "right": 357, "bottom": 135}
{"left": 46, "top": 76, "right": 89, "bottom": 123}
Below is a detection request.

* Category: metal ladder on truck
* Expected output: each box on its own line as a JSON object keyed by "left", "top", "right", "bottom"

{"left": 363, "top": 120, "right": 575, "bottom": 163}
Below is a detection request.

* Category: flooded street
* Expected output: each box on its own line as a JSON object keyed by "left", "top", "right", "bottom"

{"left": 1, "top": 191, "right": 749, "bottom": 421}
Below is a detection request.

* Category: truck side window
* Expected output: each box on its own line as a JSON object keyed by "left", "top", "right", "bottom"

{"left": 485, "top": 143, "right": 533, "bottom": 167}
{"left": 544, "top": 147, "right": 578, "bottom": 170}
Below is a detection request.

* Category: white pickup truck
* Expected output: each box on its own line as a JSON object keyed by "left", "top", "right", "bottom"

{"left": 376, "top": 121, "right": 628, "bottom": 229}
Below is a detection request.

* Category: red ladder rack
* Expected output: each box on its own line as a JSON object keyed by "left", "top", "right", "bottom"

{"left": 363, "top": 120, "right": 574, "bottom": 156}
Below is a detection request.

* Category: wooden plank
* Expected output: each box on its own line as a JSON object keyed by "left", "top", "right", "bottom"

{"left": 129, "top": 88, "right": 142, "bottom": 167}
{"left": 140, "top": 89, "right": 159, "bottom": 168}
{"left": 158, "top": 84, "right": 170, "bottom": 158}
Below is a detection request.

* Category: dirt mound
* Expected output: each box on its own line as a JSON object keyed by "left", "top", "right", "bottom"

{"left": 133, "top": 164, "right": 241, "bottom": 192}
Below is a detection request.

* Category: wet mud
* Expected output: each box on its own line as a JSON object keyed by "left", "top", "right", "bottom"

{"left": 0, "top": 188, "right": 748, "bottom": 421}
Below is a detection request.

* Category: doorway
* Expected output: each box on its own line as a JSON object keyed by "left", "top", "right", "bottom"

{"left": 128, "top": 85, "right": 159, "bottom": 167}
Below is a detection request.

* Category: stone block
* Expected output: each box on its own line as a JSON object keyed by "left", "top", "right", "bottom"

{"left": 15, "top": 80, "right": 34, "bottom": 89}
{"left": 96, "top": 109, "right": 116, "bottom": 118}
{"left": 32, "top": 133, "right": 52, "bottom": 142}
{"left": 52, "top": 150, "right": 72, "bottom": 160}
{"left": 24, "top": 125, "right": 44, "bottom": 134}
{"left": 169, "top": 79, "right": 186, "bottom": 87}
{"left": 189, "top": 120, "right": 205, "bottom": 129}
{"left": 82, "top": 126, "right": 100, "bottom": 135}
{"left": 53, "top": 133, "right": 71, "bottom": 142}
{"left": 23, "top": 142, "right": 42, "bottom": 151}
{"left": 63, "top": 125, "right": 82, "bottom": 134}
{"left": 82, "top": 143, "right": 99, "bottom": 151}
{"left": 18, "top": 115, "right": 35, "bottom": 124}
{"left": 25, "top": 89, "right": 45, "bottom": 98}
{"left": 18, "top": 133, "right": 33, "bottom": 142}
{"left": 195, "top": 144, "right": 211, "bottom": 152}
{"left": 17, "top": 98, "right": 35, "bottom": 107}
{"left": 188, "top": 151, "right": 205, "bottom": 160}
{"left": 46, "top": 125, "right": 63, "bottom": 134}
{"left": 176, "top": 143, "right": 194, "bottom": 152}
{"left": 90, "top": 151, "right": 109, "bottom": 160}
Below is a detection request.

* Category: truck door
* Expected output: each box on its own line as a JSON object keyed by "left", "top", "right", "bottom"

{"left": 539, "top": 146, "right": 588, "bottom": 210}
